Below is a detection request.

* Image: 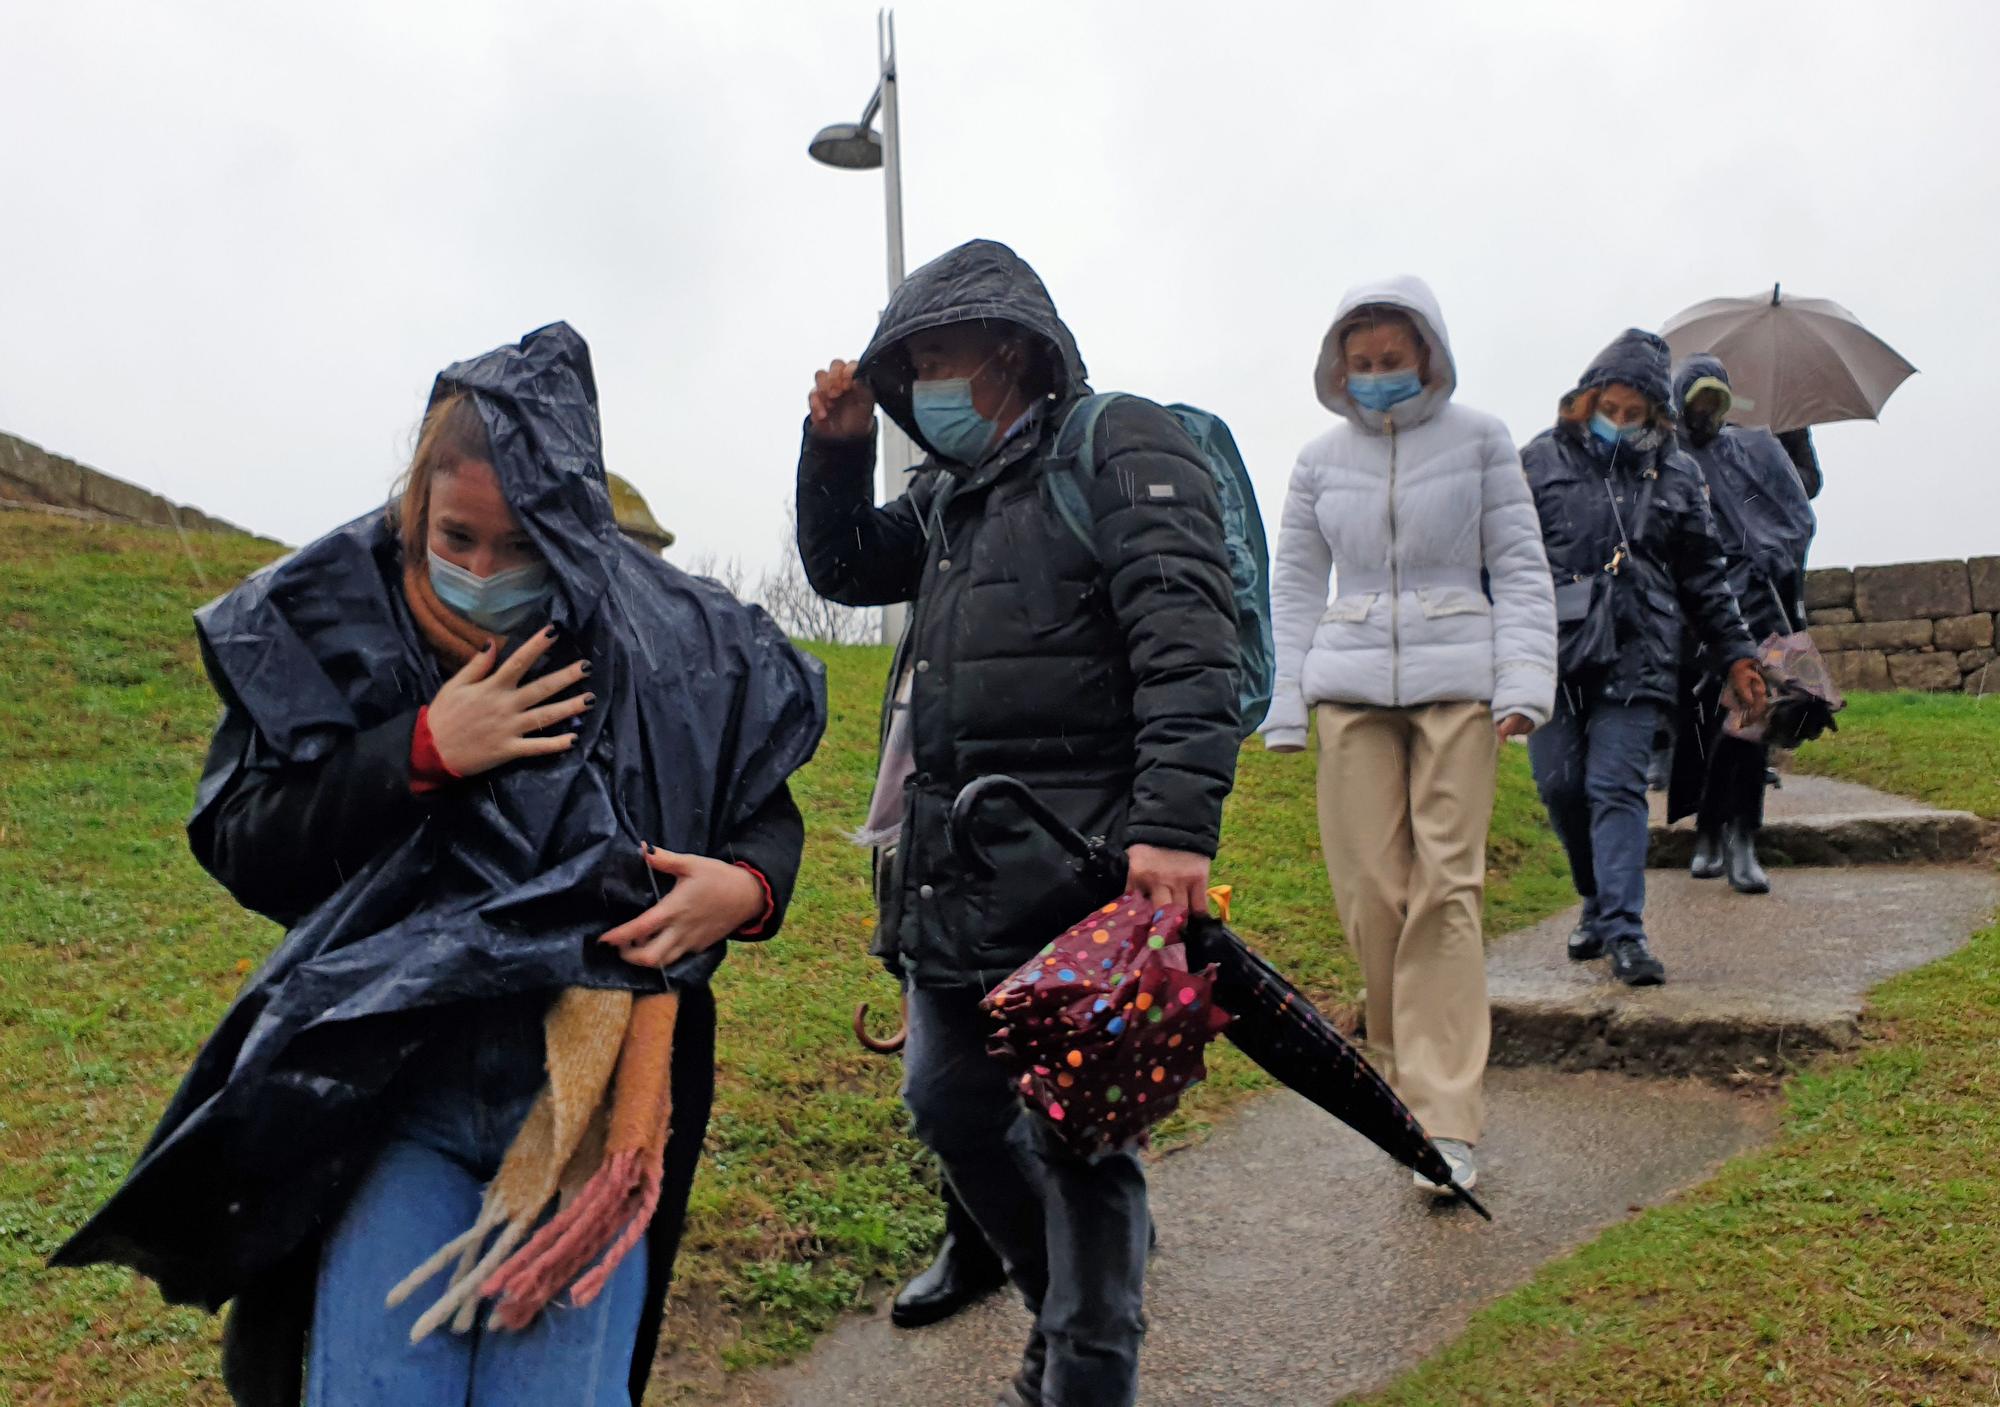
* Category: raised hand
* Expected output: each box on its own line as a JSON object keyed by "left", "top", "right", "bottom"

{"left": 807, "top": 359, "right": 877, "bottom": 441}
{"left": 426, "top": 625, "right": 592, "bottom": 778}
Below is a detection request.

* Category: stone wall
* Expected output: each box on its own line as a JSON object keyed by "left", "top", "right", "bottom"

{"left": 1807, "top": 557, "right": 2000, "bottom": 696}
{"left": 1, "top": 429, "right": 262, "bottom": 537}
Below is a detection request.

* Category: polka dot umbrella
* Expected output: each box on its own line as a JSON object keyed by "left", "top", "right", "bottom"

{"left": 955, "top": 776, "right": 1488, "bottom": 1218}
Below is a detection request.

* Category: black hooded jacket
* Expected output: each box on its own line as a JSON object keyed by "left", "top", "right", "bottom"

{"left": 53, "top": 324, "right": 827, "bottom": 1404}
{"left": 797, "top": 240, "right": 1241, "bottom": 988}
{"left": 1521, "top": 330, "right": 1756, "bottom": 705}
{"left": 1672, "top": 353, "right": 1818, "bottom": 638}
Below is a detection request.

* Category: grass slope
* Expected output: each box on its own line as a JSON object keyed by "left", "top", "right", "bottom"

{"left": 1, "top": 515, "right": 1571, "bottom": 1404}
{"left": 1790, "top": 690, "right": 2000, "bottom": 820}
{"left": 1354, "top": 692, "right": 2000, "bottom": 1407}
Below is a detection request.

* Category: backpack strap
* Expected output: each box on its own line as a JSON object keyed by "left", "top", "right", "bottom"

{"left": 1041, "top": 392, "right": 1128, "bottom": 557}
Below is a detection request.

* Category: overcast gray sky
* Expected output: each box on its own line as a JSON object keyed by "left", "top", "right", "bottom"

{"left": 3, "top": 1, "right": 1992, "bottom": 574}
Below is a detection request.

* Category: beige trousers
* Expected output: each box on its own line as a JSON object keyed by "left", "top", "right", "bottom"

{"left": 1315, "top": 701, "right": 1496, "bottom": 1145}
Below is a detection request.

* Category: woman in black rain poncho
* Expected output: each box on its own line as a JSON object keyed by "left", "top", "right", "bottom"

{"left": 52, "top": 324, "right": 826, "bottom": 1406}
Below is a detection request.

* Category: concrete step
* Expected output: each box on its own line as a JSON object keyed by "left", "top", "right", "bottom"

{"left": 1646, "top": 772, "right": 1985, "bottom": 867}
{"left": 1488, "top": 866, "right": 2000, "bottom": 1078}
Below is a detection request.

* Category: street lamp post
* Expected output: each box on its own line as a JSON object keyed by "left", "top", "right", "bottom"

{"left": 809, "top": 8, "right": 914, "bottom": 646}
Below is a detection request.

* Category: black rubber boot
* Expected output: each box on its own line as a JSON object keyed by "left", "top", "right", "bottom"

{"left": 1690, "top": 826, "right": 1726, "bottom": 880}
{"left": 893, "top": 1188, "right": 1007, "bottom": 1330}
{"left": 1724, "top": 819, "right": 1770, "bottom": 895}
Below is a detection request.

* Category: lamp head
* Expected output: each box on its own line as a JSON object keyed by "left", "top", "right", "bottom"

{"left": 808, "top": 122, "right": 884, "bottom": 170}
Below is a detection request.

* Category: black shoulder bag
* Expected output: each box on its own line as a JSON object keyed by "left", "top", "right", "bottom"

{"left": 1553, "top": 472, "right": 1654, "bottom": 679}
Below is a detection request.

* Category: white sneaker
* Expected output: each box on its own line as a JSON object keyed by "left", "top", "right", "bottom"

{"left": 1414, "top": 1138, "right": 1477, "bottom": 1196}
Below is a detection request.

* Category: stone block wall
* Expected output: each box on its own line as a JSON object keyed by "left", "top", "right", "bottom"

{"left": 1, "top": 430, "right": 261, "bottom": 537}
{"left": 1807, "top": 557, "right": 2000, "bottom": 695}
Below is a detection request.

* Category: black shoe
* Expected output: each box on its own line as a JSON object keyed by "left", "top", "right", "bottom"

{"left": 1723, "top": 819, "right": 1770, "bottom": 895}
{"left": 1690, "top": 826, "right": 1725, "bottom": 880}
{"left": 891, "top": 1231, "right": 1007, "bottom": 1329}
{"left": 1610, "top": 936, "right": 1666, "bottom": 986}
{"left": 1567, "top": 924, "right": 1607, "bottom": 961}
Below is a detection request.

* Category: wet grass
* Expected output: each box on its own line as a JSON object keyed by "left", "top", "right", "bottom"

{"left": 1790, "top": 690, "right": 2000, "bottom": 820}
{"left": 1352, "top": 695, "right": 2000, "bottom": 1407}
{"left": 0, "top": 514, "right": 1573, "bottom": 1403}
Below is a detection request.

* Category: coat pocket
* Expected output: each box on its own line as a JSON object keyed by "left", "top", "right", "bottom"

{"left": 1416, "top": 587, "right": 1492, "bottom": 620}
{"left": 1321, "top": 592, "right": 1377, "bottom": 624}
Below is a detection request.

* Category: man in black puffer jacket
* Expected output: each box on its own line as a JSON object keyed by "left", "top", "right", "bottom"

{"left": 797, "top": 239, "right": 1240, "bottom": 1407}
{"left": 1521, "top": 329, "right": 1765, "bottom": 988}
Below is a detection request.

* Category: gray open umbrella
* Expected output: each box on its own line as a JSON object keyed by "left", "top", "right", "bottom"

{"left": 1662, "top": 284, "right": 1916, "bottom": 432}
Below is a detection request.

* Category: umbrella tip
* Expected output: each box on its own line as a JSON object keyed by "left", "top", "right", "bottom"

{"left": 1772, "top": 282, "right": 1781, "bottom": 306}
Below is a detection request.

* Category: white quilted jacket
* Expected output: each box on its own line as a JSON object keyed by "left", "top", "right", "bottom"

{"left": 1262, "top": 275, "right": 1557, "bottom": 749}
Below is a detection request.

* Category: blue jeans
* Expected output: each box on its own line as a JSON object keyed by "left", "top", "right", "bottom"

{"left": 308, "top": 999, "right": 647, "bottom": 1406}
{"left": 903, "top": 983, "right": 1149, "bottom": 1407}
{"left": 1528, "top": 693, "right": 1661, "bottom": 945}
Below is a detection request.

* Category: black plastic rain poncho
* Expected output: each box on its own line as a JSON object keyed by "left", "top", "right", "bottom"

{"left": 1671, "top": 353, "right": 1817, "bottom": 638}
{"left": 53, "top": 324, "right": 827, "bottom": 1366}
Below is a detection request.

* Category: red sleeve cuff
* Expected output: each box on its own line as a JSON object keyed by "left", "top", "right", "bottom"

{"left": 734, "top": 863, "right": 776, "bottom": 937}
{"left": 409, "top": 706, "right": 462, "bottom": 796}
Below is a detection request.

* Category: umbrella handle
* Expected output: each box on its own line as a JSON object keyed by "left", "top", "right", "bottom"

{"left": 949, "top": 775, "right": 1128, "bottom": 885}
{"left": 853, "top": 996, "right": 907, "bottom": 1055}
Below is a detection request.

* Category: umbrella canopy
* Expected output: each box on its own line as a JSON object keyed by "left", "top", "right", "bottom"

{"left": 952, "top": 776, "right": 1489, "bottom": 1217}
{"left": 1662, "top": 284, "right": 1916, "bottom": 432}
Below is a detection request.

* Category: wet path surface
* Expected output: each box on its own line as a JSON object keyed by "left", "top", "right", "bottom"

{"left": 720, "top": 1071, "right": 1772, "bottom": 1407}
{"left": 678, "top": 775, "right": 1994, "bottom": 1407}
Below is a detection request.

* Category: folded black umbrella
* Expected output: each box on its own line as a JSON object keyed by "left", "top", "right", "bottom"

{"left": 952, "top": 776, "right": 1489, "bottom": 1218}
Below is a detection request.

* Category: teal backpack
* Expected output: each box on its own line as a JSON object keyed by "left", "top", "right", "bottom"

{"left": 1041, "top": 392, "right": 1276, "bottom": 739}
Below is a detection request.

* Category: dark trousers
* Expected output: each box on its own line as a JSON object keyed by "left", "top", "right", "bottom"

{"left": 1667, "top": 665, "right": 1772, "bottom": 834}
{"left": 1528, "top": 692, "right": 1661, "bottom": 944}
{"left": 1696, "top": 732, "right": 1769, "bottom": 832}
{"left": 903, "top": 984, "right": 1148, "bottom": 1407}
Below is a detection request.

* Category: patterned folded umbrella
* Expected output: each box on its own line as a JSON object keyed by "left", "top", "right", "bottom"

{"left": 953, "top": 777, "right": 1488, "bottom": 1218}
{"left": 982, "top": 893, "right": 1232, "bottom": 1156}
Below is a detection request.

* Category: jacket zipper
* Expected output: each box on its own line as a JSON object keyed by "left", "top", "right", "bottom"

{"left": 1386, "top": 413, "right": 1401, "bottom": 706}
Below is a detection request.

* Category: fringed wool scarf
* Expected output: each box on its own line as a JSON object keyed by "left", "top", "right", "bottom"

{"left": 388, "top": 562, "right": 681, "bottom": 1342}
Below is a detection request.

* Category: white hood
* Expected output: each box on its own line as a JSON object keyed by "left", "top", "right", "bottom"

{"left": 1315, "top": 274, "right": 1458, "bottom": 431}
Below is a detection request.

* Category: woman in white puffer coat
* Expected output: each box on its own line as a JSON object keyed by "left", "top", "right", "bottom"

{"left": 1263, "top": 275, "right": 1556, "bottom": 1196}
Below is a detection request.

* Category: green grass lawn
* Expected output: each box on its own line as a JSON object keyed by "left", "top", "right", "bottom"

{"left": 1352, "top": 690, "right": 2000, "bottom": 1407}
{"left": 1790, "top": 690, "right": 2000, "bottom": 820}
{"left": 0, "top": 514, "right": 1573, "bottom": 1404}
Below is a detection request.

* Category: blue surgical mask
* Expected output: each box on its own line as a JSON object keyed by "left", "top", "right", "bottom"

{"left": 912, "top": 377, "right": 1001, "bottom": 465}
{"left": 428, "top": 552, "right": 554, "bottom": 634}
{"left": 1347, "top": 370, "right": 1424, "bottom": 413}
{"left": 1589, "top": 412, "right": 1626, "bottom": 447}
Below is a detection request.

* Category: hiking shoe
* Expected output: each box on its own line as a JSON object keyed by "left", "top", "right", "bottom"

{"left": 1414, "top": 1138, "right": 1477, "bottom": 1196}
{"left": 1567, "top": 924, "right": 1607, "bottom": 961}
{"left": 1611, "top": 936, "right": 1666, "bottom": 986}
